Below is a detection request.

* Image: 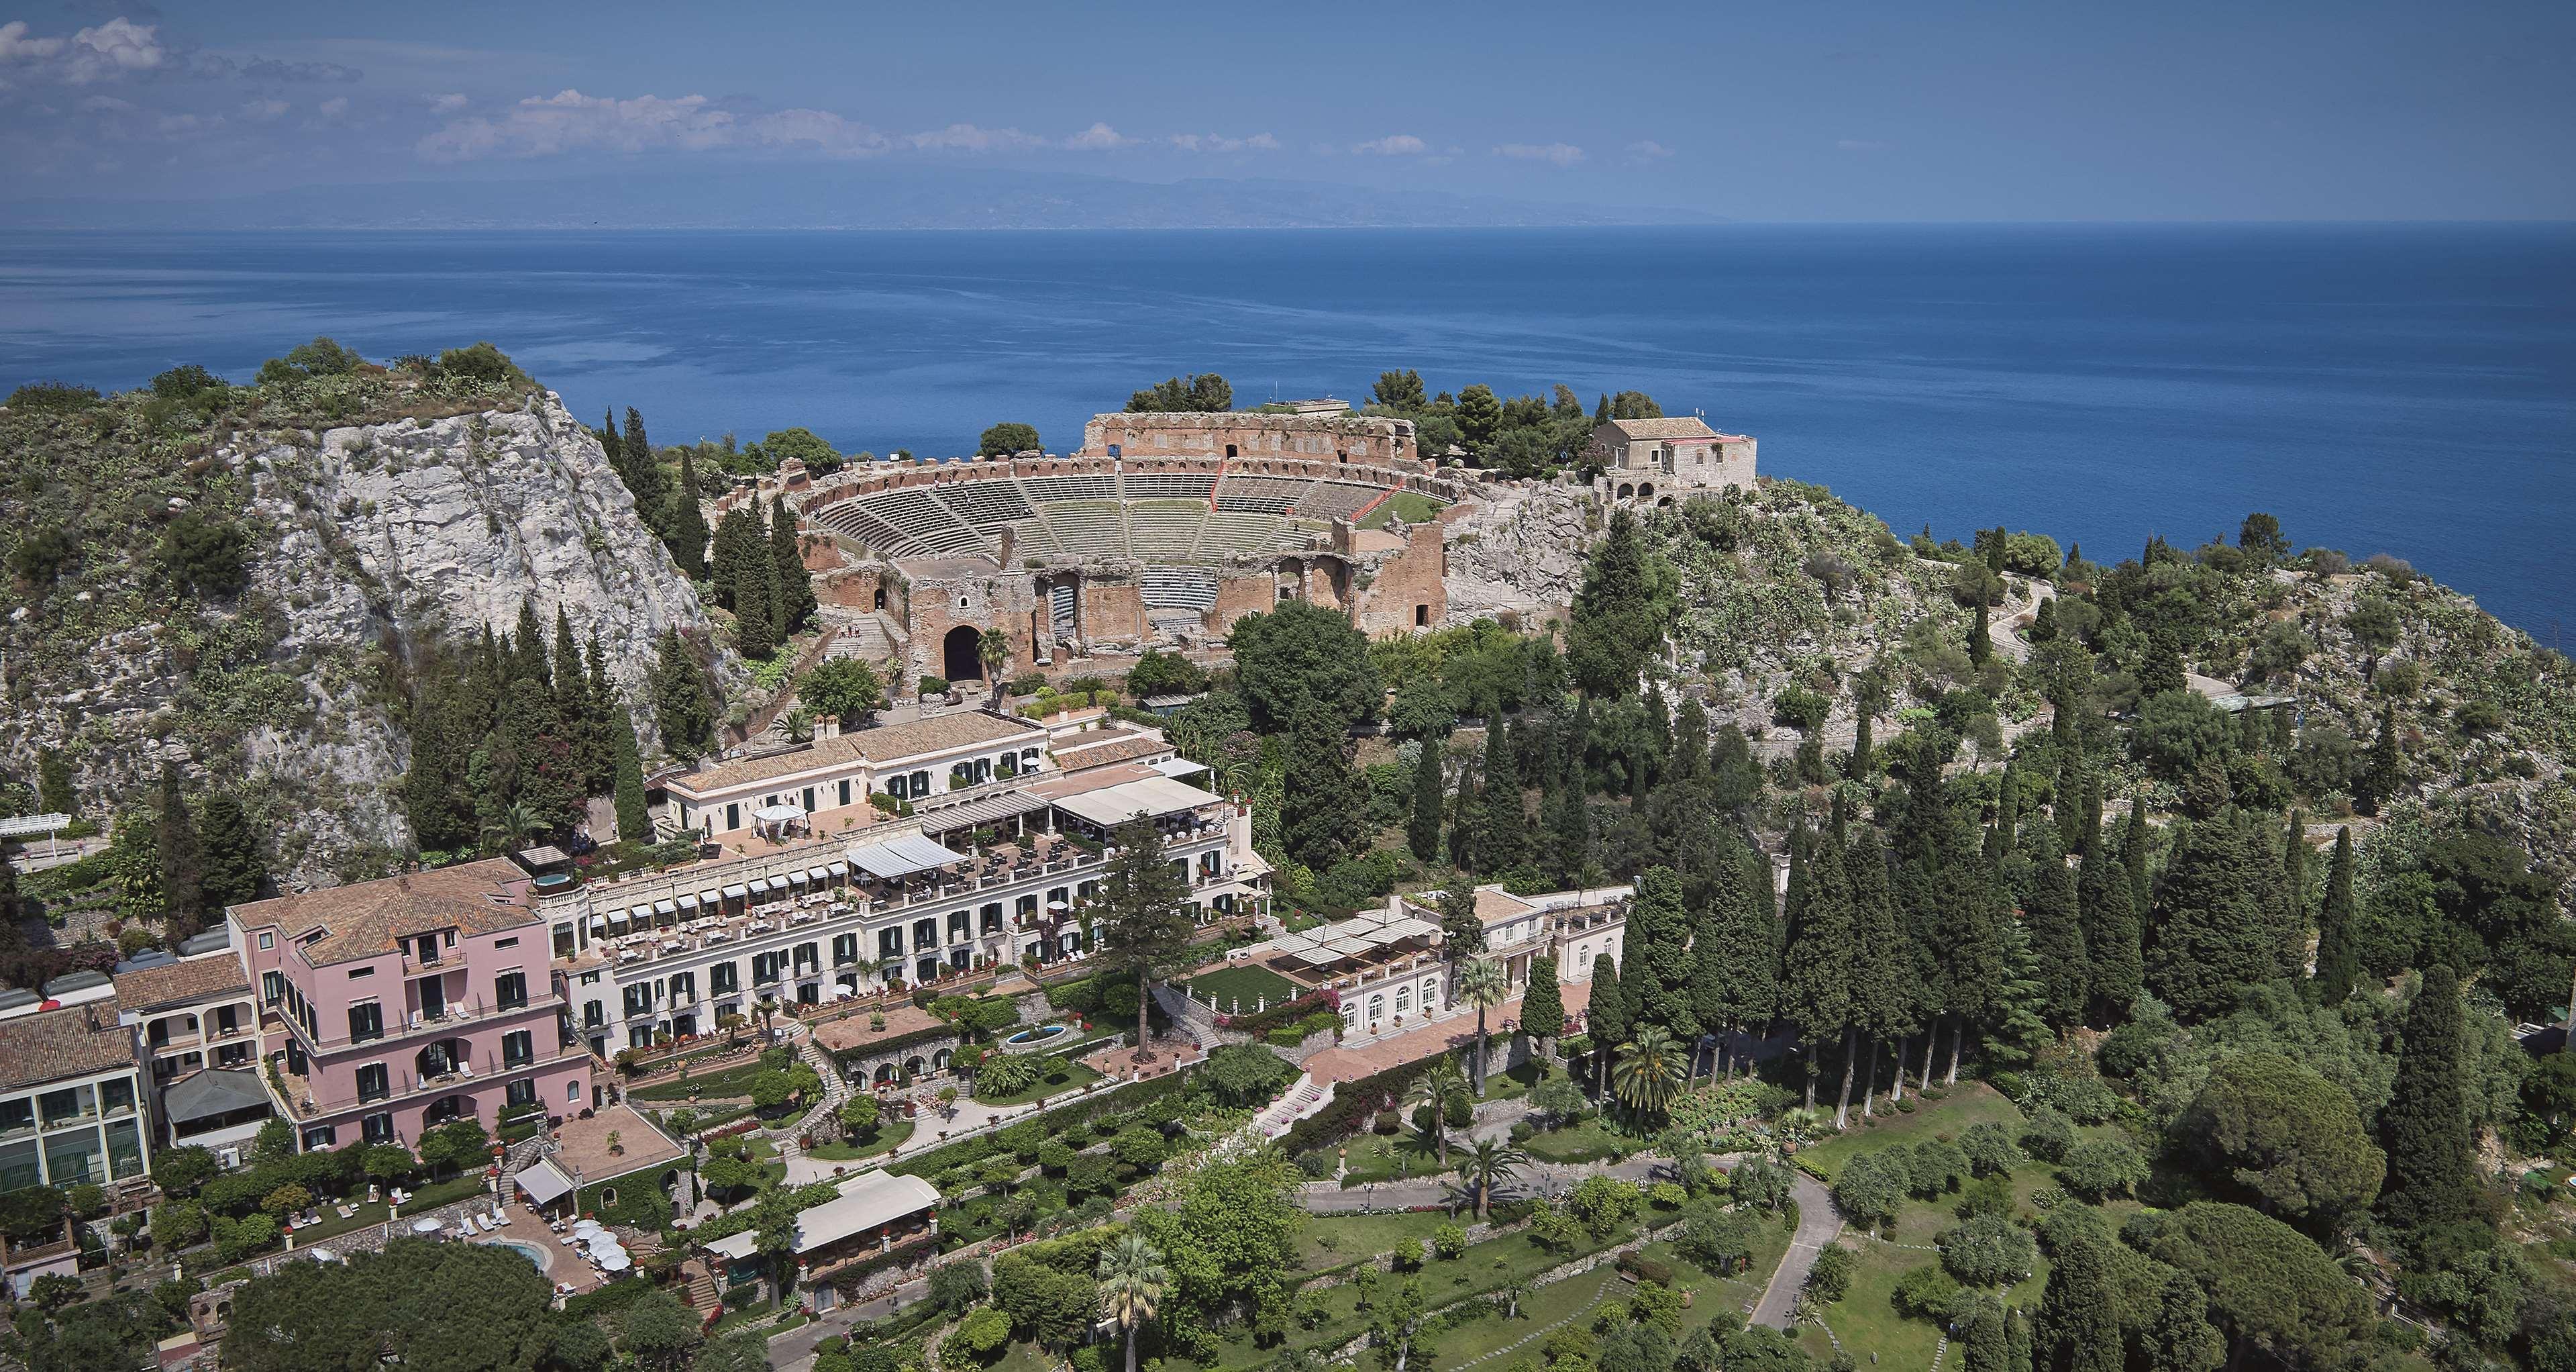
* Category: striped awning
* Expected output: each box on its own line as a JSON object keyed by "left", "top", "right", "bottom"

{"left": 918, "top": 789, "right": 1047, "bottom": 833}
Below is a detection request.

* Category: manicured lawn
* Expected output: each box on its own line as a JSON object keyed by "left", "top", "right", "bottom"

{"left": 396, "top": 1175, "right": 495, "bottom": 1216}
{"left": 1476, "top": 1059, "right": 1549, "bottom": 1104}
{"left": 991, "top": 1341, "right": 1060, "bottom": 1372}
{"left": 1337, "top": 1132, "right": 1453, "bottom": 1186}
{"left": 1359, "top": 490, "right": 1447, "bottom": 530}
{"left": 1423, "top": 1265, "right": 1621, "bottom": 1371}
{"left": 810, "top": 1120, "right": 916, "bottom": 1161}
{"left": 1184, "top": 965, "right": 1301, "bottom": 1015}
{"left": 1522, "top": 1118, "right": 1638, "bottom": 1165}
{"left": 978, "top": 1060, "right": 1106, "bottom": 1107}
{"left": 1796, "top": 1083, "right": 2022, "bottom": 1180}
{"left": 1298, "top": 1210, "right": 1452, "bottom": 1268}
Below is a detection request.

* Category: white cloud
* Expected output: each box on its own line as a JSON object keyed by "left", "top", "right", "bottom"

{"left": 1495, "top": 141, "right": 1584, "bottom": 167}
{"left": 1352, "top": 134, "right": 1427, "bottom": 156}
{"left": 75, "top": 94, "right": 133, "bottom": 113}
{"left": 240, "top": 98, "right": 289, "bottom": 121}
{"left": 0, "top": 15, "right": 168, "bottom": 84}
{"left": 316, "top": 96, "right": 349, "bottom": 119}
{"left": 1169, "top": 131, "right": 1279, "bottom": 154}
{"left": 429, "top": 92, "right": 468, "bottom": 113}
{"left": 1062, "top": 121, "right": 1131, "bottom": 151}
{"left": 906, "top": 121, "right": 1044, "bottom": 152}
{"left": 1627, "top": 140, "right": 1673, "bottom": 160}
{"left": 419, "top": 89, "right": 893, "bottom": 162}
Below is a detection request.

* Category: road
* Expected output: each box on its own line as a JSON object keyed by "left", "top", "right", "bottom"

{"left": 1747, "top": 1169, "right": 1840, "bottom": 1331}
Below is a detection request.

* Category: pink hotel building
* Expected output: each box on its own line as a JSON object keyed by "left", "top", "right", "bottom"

{"left": 230, "top": 859, "right": 589, "bottom": 1151}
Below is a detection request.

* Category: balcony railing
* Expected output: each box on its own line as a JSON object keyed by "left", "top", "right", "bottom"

{"left": 286, "top": 990, "right": 564, "bottom": 1056}
{"left": 276, "top": 1044, "right": 582, "bottom": 1119}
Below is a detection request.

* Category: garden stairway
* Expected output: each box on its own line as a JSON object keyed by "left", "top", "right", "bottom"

{"left": 788, "top": 1038, "right": 852, "bottom": 1139}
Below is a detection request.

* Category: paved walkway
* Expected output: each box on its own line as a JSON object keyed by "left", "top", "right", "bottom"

{"left": 1747, "top": 1169, "right": 1841, "bottom": 1332}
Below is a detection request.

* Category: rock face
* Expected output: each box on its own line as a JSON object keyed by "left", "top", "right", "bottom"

{"left": 3, "top": 391, "right": 725, "bottom": 884}
{"left": 1443, "top": 479, "right": 1596, "bottom": 624}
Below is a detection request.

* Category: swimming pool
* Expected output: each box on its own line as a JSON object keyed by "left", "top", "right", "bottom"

{"left": 488, "top": 1238, "right": 552, "bottom": 1272}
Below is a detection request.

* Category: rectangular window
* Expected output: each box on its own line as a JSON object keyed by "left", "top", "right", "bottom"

{"left": 833, "top": 934, "right": 858, "bottom": 966}
{"left": 502, "top": 1031, "right": 533, "bottom": 1068}
{"left": 362, "top": 1113, "right": 395, "bottom": 1144}
{"left": 258, "top": 932, "right": 274, "bottom": 950}
{"left": 348, "top": 1001, "right": 382, "bottom": 1044}
{"left": 0, "top": 1099, "right": 31, "bottom": 1137}
{"left": 878, "top": 930, "right": 904, "bottom": 961}
{"left": 495, "top": 936, "right": 519, "bottom": 950}
{"left": 346, "top": 965, "right": 372, "bottom": 980}
{"left": 44, "top": 1126, "right": 103, "bottom": 1186}
{"left": 494, "top": 971, "right": 529, "bottom": 1011}
{"left": 725, "top": 802, "right": 741, "bottom": 830}
{"left": 838, "top": 779, "right": 853, "bottom": 807}
{"left": 302, "top": 1125, "right": 337, "bottom": 1150}
{"left": 583, "top": 1001, "right": 605, "bottom": 1029}
{"left": 38, "top": 1086, "right": 91, "bottom": 1126}
{"left": 356, "top": 1063, "right": 389, "bottom": 1102}
{"left": 507, "top": 1078, "right": 537, "bottom": 1108}
{"left": 711, "top": 963, "right": 739, "bottom": 994}
{"left": 98, "top": 1079, "right": 135, "bottom": 1117}
{"left": 803, "top": 786, "right": 817, "bottom": 813}
{"left": 262, "top": 971, "right": 283, "bottom": 1005}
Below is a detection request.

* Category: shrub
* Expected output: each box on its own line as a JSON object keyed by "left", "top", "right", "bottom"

{"left": 1804, "top": 1244, "right": 1856, "bottom": 1306}
{"left": 1958, "top": 1121, "right": 2023, "bottom": 1177}
{"left": 1616, "top": 1251, "right": 1674, "bottom": 1285}
{"left": 2057, "top": 1139, "right": 2148, "bottom": 1202}
{"left": 1893, "top": 1263, "right": 1962, "bottom": 1319}
{"left": 1939, "top": 1213, "right": 2038, "bottom": 1287}
{"left": 917, "top": 676, "right": 950, "bottom": 697}
{"left": 1433, "top": 1223, "right": 1467, "bottom": 1259}
{"left": 2018, "top": 1106, "right": 2075, "bottom": 1163}
{"left": 6, "top": 381, "right": 102, "bottom": 411}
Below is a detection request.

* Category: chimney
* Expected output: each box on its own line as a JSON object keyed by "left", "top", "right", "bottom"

{"left": 815, "top": 714, "right": 839, "bottom": 741}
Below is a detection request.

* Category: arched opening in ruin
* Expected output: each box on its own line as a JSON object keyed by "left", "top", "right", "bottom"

{"left": 943, "top": 625, "right": 984, "bottom": 683}
{"left": 1616, "top": 483, "right": 1635, "bottom": 499}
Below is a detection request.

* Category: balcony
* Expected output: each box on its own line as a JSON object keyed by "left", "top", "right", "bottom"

{"left": 287, "top": 989, "right": 564, "bottom": 1057}
{"left": 271, "top": 1043, "right": 583, "bottom": 1120}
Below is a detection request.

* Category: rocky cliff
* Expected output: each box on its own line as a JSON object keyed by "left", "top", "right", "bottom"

{"left": 1, "top": 377, "right": 725, "bottom": 884}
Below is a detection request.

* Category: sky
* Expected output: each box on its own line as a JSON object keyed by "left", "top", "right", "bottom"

{"left": 2, "top": 0, "right": 2572, "bottom": 222}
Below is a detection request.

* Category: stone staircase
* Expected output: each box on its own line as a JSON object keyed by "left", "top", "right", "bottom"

{"left": 788, "top": 1036, "right": 853, "bottom": 1139}
{"left": 1251, "top": 1072, "right": 1332, "bottom": 1141}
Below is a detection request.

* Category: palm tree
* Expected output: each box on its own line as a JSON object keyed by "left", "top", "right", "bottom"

{"left": 1403, "top": 1060, "right": 1472, "bottom": 1167}
{"left": 978, "top": 628, "right": 1011, "bottom": 689}
{"left": 1455, "top": 1138, "right": 1529, "bottom": 1221}
{"left": 1611, "top": 1024, "right": 1684, "bottom": 1124}
{"left": 1098, "top": 1232, "right": 1171, "bottom": 1372}
{"left": 1456, "top": 959, "right": 1510, "bottom": 1097}
{"left": 480, "top": 800, "right": 547, "bottom": 854}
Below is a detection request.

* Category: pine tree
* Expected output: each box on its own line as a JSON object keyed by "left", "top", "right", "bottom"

{"left": 2022, "top": 826, "right": 2088, "bottom": 1031}
{"left": 552, "top": 608, "right": 600, "bottom": 794}
{"left": 1406, "top": 746, "right": 1445, "bottom": 863}
{"left": 2032, "top": 1235, "right": 2124, "bottom": 1372}
{"left": 1784, "top": 832, "right": 1858, "bottom": 1118}
{"left": 1627, "top": 867, "right": 1699, "bottom": 1042}
{"left": 512, "top": 598, "right": 552, "bottom": 691}
{"left": 2148, "top": 810, "right": 2286, "bottom": 1020}
{"left": 610, "top": 706, "right": 652, "bottom": 844}
{"left": 651, "top": 630, "right": 713, "bottom": 762}
{"left": 2054, "top": 746, "right": 2085, "bottom": 851}
{"left": 197, "top": 793, "right": 266, "bottom": 908}
{"left": 619, "top": 407, "right": 668, "bottom": 531}
{"left": 2145, "top": 1272, "right": 2226, "bottom": 1372}
{"left": 1479, "top": 719, "right": 1525, "bottom": 871}
{"left": 667, "top": 446, "right": 711, "bottom": 578}
{"left": 156, "top": 762, "right": 206, "bottom": 938}
{"left": 1969, "top": 599, "right": 1992, "bottom": 667}
{"left": 770, "top": 495, "right": 817, "bottom": 639}
{"left": 2380, "top": 965, "right": 2478, "bottom": 1230}
{"left": 2313, "top": 827, "right": 2361, "bottom": 1003}
{"left": 1586, "top": 951, "right": 1631, "bottom": 1093}
{"left": 2077, "top": 798, "right": 2143, "bottom": 1026}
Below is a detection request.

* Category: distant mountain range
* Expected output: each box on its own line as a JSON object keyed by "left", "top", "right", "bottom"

{"left": 3, "top": 164, "right": 1717, "bottom": 231}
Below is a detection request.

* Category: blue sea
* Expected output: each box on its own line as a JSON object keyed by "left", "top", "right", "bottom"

{"left": 1, "top": 224, "right": 2569, "bottom": 636}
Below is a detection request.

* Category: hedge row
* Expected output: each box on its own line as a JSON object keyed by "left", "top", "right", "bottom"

{"left": 888, "top": 1071, "right": 1193, "bottom": 1182}
{"left": 1281, "top": 1054, "right": 1444, "bottom": 1155}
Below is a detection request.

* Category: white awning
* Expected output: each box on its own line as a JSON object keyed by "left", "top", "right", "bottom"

{"left": 653, "top": 899, "right": 677, "bottom": 916}
{"left": 1287, "top": 945, "right": 1345, "bottom": 967}
{"left": 825, "top": 862, "right": 849, "bottom": 877}
{"left": 918, "top": 789, "right": 1048, "bottom": 833}
{"left": 845, "top": 832, "right": 966, "bottom": 880}
{"left": 678, "top": 893, "right": 701, "bottom": 909}
{"left": 1379, "top": 917, "right": 1440, "bottom": 940}
{"left": 750, "top": 878, "right": 774, "bottom": 894}
{"left": 753, "top": 803, "right": 806, "bottom": 823}
{"left": 722, "top": 884, "right": 748, "bottom": 899}
{"left": 512, "top": 1157, "right": 574, "bottom": 1206}
{"left": 588, "top": 915, "right": 606, "bottom": 930}
{"left": 1051, "top": 777, "right": 1225, "bottom": 828}
{"left": 1150, "top": 757, "right": 1210, "bottom": 779}
{"left": 805, "top": 867, "right": 830, "bottom": 883}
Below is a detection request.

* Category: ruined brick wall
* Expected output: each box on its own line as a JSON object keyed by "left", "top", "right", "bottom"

{"left": 1078, "top": 577, "right": 1150, "bottom": 647}
{"left": 1078, "top": 411, "right": 1419, "bottom": 464}
{"left": 900, "top": 565, "right": 1038, "bottom": 688}
{"left": 1211, "top": 569, "right": 1278, "bottom": 636}
{"left": 1353, "top": 522, "right": 1449, "bottom": 637}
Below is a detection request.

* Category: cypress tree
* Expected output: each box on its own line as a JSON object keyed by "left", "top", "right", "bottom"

{"left": 1521, "top": 954, "right": 1564, "bottom": 1052}
{"left": 770, "top": 494, "right": 817, "bottom": 638}
{"left": 1845, "top": 826, "right": 1914, "bottom": 1116}
{"left": 2313, "top": 827, "right": 2361, "bottom": 1003}
{"left": 2023, "top": 825, "right": 2088, "bottom": 1031}
{"left": 733, "top": 562, "right": 776, "bottom": 660}
{"left": 1282, "top": 700, "right": 1366, "bottom": 869}
{"left": 1697, "top": 834, "right": 1779, "bottom": 1079}
{"left": 2146, "top": 1272, "right": 2226, "bottom": 1372}
{"left": 2032, "top": 1235, "right": 2124, "bottom": 1372}
{"left": 1961, "top": 1300, "right": 2007, "bottom": 1372}
{"left": 2277, "top": 812, "right": 2313, "bottom": 980}
{"left": 619, "top": 407, "right": 668, "bottom": 530}
{"left": 2054, "top": 746, "right": 2085, "bottom": 851}
{"left": 709, "top": 505, "right": 760, "bottom": 610}
{"left": 1543, "top": 777, "right": 1590, "bottom": 887}
{"left": 650, "top": 630, "right": 713, "bottom": 762}
{"left": 552, "top": 608, "right": 599, "bottom": 793}
{"left": 1406, "top": 746, "right": 1445, "bottom": 863}
{"left": 403, "top": 675, "right": 478, "bottom": 853}
{"left": 2004, "top": 1306, "right": 2033, "bottom": 1372}
{"left": 1642, "top": 685, "right": 1671, "bottom": 786}
{"left": 583, "top": 632, "right": 616, "bottom": 792}
{"left": 599, "top": 407, "right": 622, "bottom": 467}
{"left": 1784, "top": 831, "right": 1857, "bottom": 1116}
{"left": 2380, "top": 965, "right": 2478, "bottom": 1230}
{"left": 2077, "top": 796, "right": 2143, "bottom": 1026}
{"left": 1586, "top": 951, "right": 1631, "bottom": 1093}
{"left": 197, "top": 793, "right": 266, "bottom": 908}
{"left": 1627, "top": 867, "right": 1699, "bottom": 1042}
{"left": 1669, "top": 697, "right": 1708, "bottom": 783}
{"left": 1447, "top": 767, "right": 1478, "bottom": 873}
{"left": 156, "top": 761, "right": 205, "bottom": 938}
{"left": 667, "top": 446, "right": 711, "bottom": 578}
{"left": 611, "top": 706, "right": 652, "bottom": 844}
{"left": 1480, "top": 719, "right": 1526, "bottom": 872}
{"left": 2147, "top": 811, "right": 2286, "bottom": 1021}
{"left": 1849, "top": 708, "right": 1873, "bottom": 782}
{"left": 2120, "top": 795, "right": 2151, "bottom": 922}
{"left": 2357, "top": 703, "right": 2403, "bottom": 816}
{"left": 1969, "top": 599, "right": 1992, "bottom": 667}
{"left": 512, "top": 598, "right": 552, "bottom": 690}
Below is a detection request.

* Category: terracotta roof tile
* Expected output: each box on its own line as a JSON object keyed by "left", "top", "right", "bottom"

{"left": 111, "top": 956, "right": 249, "bottom": 1012}
{"left": 227, "top": 858, "right": 535, "bottom": 967}
{"left": 1053, "top": 731, "right": 1172, "bottom": 772}
{"left": 1601, "top": 417, "right": 1728, "bottom": 441}
{"left": 0, "top": 1000, "right": 134, "bottom": 1091}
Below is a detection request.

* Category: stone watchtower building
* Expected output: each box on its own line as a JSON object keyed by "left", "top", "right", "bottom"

{"left": 1584, "top": 415, "right": 1756, "bottom": 503}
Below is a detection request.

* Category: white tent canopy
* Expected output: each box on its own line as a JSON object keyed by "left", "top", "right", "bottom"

{"left": 845, "top": 832, "right": 966, "bottom": 880}
{"left": 1050, "top": 777, "right": 1224, "bottom": 829}
{"left": 752, "top": 803, "right": 806, "bottom": 824}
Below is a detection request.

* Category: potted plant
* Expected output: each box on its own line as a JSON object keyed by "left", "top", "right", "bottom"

{"left": 607, "top": 1130, "right": 625, "bottom": 1157}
